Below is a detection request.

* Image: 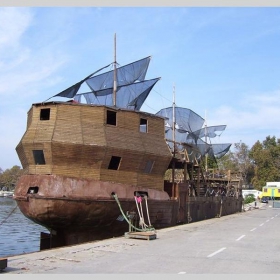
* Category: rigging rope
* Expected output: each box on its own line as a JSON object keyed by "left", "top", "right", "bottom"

{"left": 134, "top": 195, "right": 151, "bottom": 230}
{"left": 144, "top": 195, "right": 152, "bottom": 227}
{"left": 0, "top": 205, "right": 18, "bottom": 227}
{"left": 112, "top": 193, "right": 155, "bottom": 232}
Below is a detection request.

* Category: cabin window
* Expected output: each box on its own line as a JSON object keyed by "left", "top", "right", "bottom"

{"left": 33, "top": 150, "right": 46, "bottom": 165}
{"left": 140, "top": 118, "right": 148, "bottom": 133}
{"left": 144, "top": 160, "right": 155, "bottom": 174}
{"left": 40, "top": 108, "right": 50, "bottom": 120}
{"left": 27, "top": 186, "right": 39, "bottom": 194}
{"left": 108, "top": 156, "right": 121, "bottom": 170}
{"left": 106, "top": 110, "right": 117, "bottom": 126}
{"left": 264, "top": 188, "right": 267, "bottom": 193}
{"left": 278, "top": 189, "right": 280, "bottom": 193}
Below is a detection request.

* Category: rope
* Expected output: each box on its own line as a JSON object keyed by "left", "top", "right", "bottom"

{"left": 134, "top": 196, "right": 151, "bottom": 230}
{"left": 134, "top": 196, "right": 146, "bottom": 229}
{"left": 112, "top": 193, "right": 155, "bottom": 232}
{"left": 144, "top": 196, "right": 152, "bottom": 227}
{"left": 0, "top": 205, "right": 18, "bottom": 227}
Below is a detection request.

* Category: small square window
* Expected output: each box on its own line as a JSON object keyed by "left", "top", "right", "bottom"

{"left": 264, "top": 188, "right": 267, "bottom": 192}
{"left": 33, "top": 150, "right": 46, "bottom": 165}
{"left": 144, "top": 160, "right": 154, "bottom": 173}
{"left": 108, "top": 156, "right": 121, "bottom": 170}
{"left": 107, "top": 110, "right": 117, "bottom": 126}
{"left": 140, "top": 118, "right": 148, "bottom": 133}
{"left": 40, "top": 108, "right": 50, "bottom": 120}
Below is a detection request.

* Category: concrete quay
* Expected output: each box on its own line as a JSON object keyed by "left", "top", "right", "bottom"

{"left": 2, "top": 202, "right": 270, "bottom": 274}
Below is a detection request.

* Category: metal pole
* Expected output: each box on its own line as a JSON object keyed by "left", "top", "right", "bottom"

{"left": 172, "top": 84, "right": 176, "bottom": 198}
{"left": 113, "top": 33, "right": 117, "bottom": 106}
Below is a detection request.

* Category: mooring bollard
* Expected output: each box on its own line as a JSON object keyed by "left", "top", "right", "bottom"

{"left": 0, "top": 258, "right": 7, "bottom": 271}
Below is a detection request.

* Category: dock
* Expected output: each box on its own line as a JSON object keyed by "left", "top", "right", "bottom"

{"left": 1, "top": 204, "right": 276, "bottom": 274}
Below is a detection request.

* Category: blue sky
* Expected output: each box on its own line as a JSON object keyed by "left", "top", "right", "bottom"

{"left": 1, "top": 6, "right": 280, "bottom": 170}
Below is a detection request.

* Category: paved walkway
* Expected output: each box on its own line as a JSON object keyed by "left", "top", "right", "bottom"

{"left": 2, "top": 201, "right": 268, "bottom": 274}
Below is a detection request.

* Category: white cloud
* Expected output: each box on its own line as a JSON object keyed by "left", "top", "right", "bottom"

{"left": 0, "top": 7, "right": 69, "bottom": 101}
{"left": 207, "top": 90, "right": 280, "bottom": 147}
{"left": 0, "top": 8, "right": 70, "bottom": 170}
{"left": 0, "top": 7, "right": 32, "bottom": 49}
{"left": 1, "top": 7, "right": 280, "bottom": 169}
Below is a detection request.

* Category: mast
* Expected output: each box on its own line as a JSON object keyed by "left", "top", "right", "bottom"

{"left": 172, "top": 84, "right": 176, "bottom": 198}
{"left": 172, "top": 84, "right": 176, "bottom": 155}
{"left": 113, "top": 33, "right": 117, "bottom": 106}
{"left": 204, "top": 110, "right": 208, "bottom": 172}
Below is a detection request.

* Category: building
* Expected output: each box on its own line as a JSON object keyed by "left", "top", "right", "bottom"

{"left": 242, "top": 189, "right": 262, "bottom": 199}
{"left": 262, "top": 182, "right": 280, "bottom": 200}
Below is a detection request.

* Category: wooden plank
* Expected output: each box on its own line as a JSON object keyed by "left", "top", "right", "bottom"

{"left": 124, "top": 231, "right": 157, "bottom": 240}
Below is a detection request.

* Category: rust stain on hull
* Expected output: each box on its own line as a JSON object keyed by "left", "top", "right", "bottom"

{"left": 14, "top": 174, "right": 178, "bottom": 247}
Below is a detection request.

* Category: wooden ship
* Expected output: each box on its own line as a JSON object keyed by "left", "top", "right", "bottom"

{"left": 13, "top": 36, "right": 243, "bottom": 249}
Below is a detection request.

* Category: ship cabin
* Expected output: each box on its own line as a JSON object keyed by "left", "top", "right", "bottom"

{"left": 16, "top": 101, "right": 173, "bottom": 191}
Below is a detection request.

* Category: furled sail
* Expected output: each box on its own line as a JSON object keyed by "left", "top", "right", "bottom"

{"left": 46, "top": 63, "right": 112, "bottom": 100}
{"left": 156, "top": 106, "right": 231, "bottom": 161}
{"left": 47, "top": 56, "right": 158, "bottom": 110}
{"left": 186, "top": 138, "right": 212, "bottom": 157}
{"left": 156, "top": 107, "right": 205, "bottom": 143}
{"left": 186, "top": 138, "right": 231, "bottom": 159}
{"left": 86, "top": 56, "right": 151, "bottom": 91}
{"left": 186, "top": 125, "right": 227, "bottom": 143}
{"left": 74, "top": 78, "right": 160, "bottom": 110}
{"left": 208, "top": 143, "right": 232, "bottom": 159}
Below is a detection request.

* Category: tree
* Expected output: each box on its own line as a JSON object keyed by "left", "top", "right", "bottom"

{"left": 216, "top": 142, "right": 254, "bottom": 187}
{"left": 0, "top": 167, "right": 3, "bottom": 190}
{"left": 0, "top": 165, "right": 23, "bottom": 191}
{"left": 216, "top": 150, "right": 238, "bottom": 172}
{"left": 249, "top": 136, "right": 280, "bottom": 190}
{"left": 232, "top": 142, "right": 254, "bottom": 187}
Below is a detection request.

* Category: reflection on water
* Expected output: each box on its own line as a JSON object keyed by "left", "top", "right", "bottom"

{"left": 0, "top": 197, "right": 49, "bottom": 258}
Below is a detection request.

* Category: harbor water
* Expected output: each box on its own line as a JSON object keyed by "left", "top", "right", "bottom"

{"left": 0, "top": 196, "right": 49, "bottom": 258}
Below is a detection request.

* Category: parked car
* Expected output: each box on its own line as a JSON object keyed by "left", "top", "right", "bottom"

{"left": 261, "top": 197, "right": 268, "bottom": 203}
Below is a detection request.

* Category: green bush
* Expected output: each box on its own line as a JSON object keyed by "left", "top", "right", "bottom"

{"left": 244, "top": 194, "right": 255, "bottom": 204}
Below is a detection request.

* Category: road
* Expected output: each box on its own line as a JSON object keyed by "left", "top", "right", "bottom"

{"left": 3, "top": 202, "right": 280, "bottom": 274}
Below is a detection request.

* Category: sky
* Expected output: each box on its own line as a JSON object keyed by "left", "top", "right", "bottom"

{"left": 1, "top": 4, "right": 280, "bottom": 170}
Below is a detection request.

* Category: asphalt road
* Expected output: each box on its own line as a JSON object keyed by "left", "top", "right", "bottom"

{"left": 3, "top": 202, "right": 280, "bottom": 274}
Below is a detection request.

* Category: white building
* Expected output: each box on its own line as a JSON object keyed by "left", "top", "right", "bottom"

{"left": 242, "top": 189, "right": 262, "bottom": 199}
{"left": 266, "top": 182, "right": 280, "bottom": 187}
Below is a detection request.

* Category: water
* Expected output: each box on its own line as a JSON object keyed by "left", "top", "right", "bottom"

{"left": 0, "top": 197, "right": 49, "bottom": 258}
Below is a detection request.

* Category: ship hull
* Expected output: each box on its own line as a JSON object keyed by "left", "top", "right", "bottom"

{"left": 14, "top": 174, "right": 243, "bottom": 249}
{"left": 14, "top": 174, "right": 179, "bottom": 247}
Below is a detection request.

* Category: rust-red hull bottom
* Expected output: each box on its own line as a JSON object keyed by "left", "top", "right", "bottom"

{"left": 14, "top": 174, "right": 243, "bottom": 249}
